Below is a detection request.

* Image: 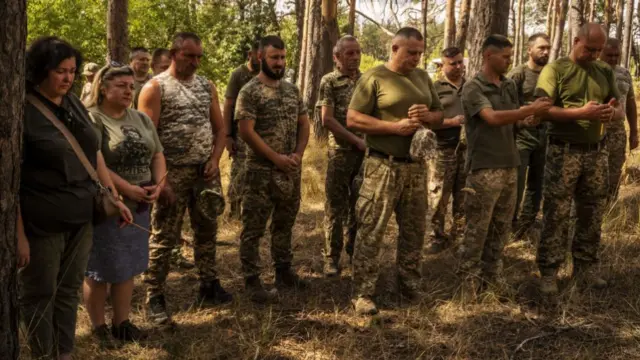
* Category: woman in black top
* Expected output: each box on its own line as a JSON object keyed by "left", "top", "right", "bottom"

{"left": 17, "top": 36, "right": 132, "bottom": 360}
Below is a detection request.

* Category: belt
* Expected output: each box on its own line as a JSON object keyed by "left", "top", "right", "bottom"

{"left": 548, "top": 137, "right": 606, "bottom": 152}
{"left": 366, "top": 148, "right": 413, "bottom": 163}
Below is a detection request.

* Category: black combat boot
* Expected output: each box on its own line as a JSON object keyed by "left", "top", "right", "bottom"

{"left": 146, "top": 294, "right": 172, "bottom": 326}
{"left": 245, "top": 275, "right": 277, "bottom": 303}
{"left": 197, "top": 279, "right": 233, "bottom": 305}
{"left": 275, "top": 265, "right": 309, "bottom": 290}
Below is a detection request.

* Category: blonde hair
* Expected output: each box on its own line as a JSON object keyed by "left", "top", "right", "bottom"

{"left": 83, "top": 64, "right": 134, "bottom": 108}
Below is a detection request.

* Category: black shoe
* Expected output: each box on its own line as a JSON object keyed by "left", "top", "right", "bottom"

{"left": 112, "top": 320, "right": 147, "bottom": 342}
{"left": 197, "top": 279, "right": 233, "bottom": 305}
{"left": 245, "top": 275, "right": 277, "bottom": 303}
{"left": 93, "top": 324, "right": 118, "bottom": 349}
{"left": 146, "top": 294, "right": 172, "bottom": 326}
{"left": 275, "top": 266, "right": 309, "bottom": 290}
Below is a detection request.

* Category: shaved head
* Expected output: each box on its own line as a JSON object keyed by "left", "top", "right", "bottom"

{"left": 389, "top": 27, "right": 424, "bottom": 73}
{"left": 572, "top": 23, "right": 607, "bottom": 64}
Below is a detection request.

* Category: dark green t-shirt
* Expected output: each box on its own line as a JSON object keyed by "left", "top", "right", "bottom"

{"left": 433, "top": 78, "right": 464, "bottom": 148}
{"left": 225, "top": 64, "right": 260, "bottom": 139}
{"left": 508, "top": 64, "right": 545, "bottom": 150}
{"left": 535, "top": 57, "right": 620, "bottom": 144}
{"left": 461, "top": 73, "right": 521, "bottom": 171}
{"left": 349, "top": 65, "right": 443, "bottom": 158}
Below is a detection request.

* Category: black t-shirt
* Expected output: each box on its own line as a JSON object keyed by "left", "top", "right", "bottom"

{"left": 20, "top": 91, "right": 98, "bottom": 237}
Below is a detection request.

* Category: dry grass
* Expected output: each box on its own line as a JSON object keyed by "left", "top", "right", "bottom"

{"left": 19, "top": 135, "right": 640, "bottom": 360}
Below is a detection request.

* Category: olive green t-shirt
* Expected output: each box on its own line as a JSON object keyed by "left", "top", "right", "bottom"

{"left": 433, "top": 78, "right": 464, "bottom": 148}
{"left": 132, "top": 74, "right": 152, "bottom": 109}
{"left": 348, "top": 65, "right": 443, "bottom": 158}
{"left": 89, "top": 107, "right": 163, "bottom": 186}
{"left": 535, "top": 57, "right": 620, "bottom": 144}
{"left": 225, "top": 64, "right": 260, "bottom": 139}
{"left": 461, "top": 73, "right": 521, "bottom": 171}
{"left": 508, "top": 64, "right": 545, "bottom": 151}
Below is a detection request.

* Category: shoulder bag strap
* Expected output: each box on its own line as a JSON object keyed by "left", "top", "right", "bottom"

{"left": 26, "top": 94, "right": 101, "bottom": 184}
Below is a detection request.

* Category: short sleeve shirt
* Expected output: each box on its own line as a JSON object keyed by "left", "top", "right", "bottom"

{"left": 614, "top": 65, "right": 633, "bottom": 117}
{"left": 508, "top": 64, "right": 544, "bottom": 150}
{"left": 235, "top": 78, "right": 306, "bottom": 169}
{"left": 89, "top": 107, "right": 163, "bottom": 186}
{"left": 21, "top": 91, "right": 98, "bottom": 236}
{"left": 349, "top": 65, "right": 443, "bottom": 158}
{"left": 461, "top": 73, "right": 521, "bottom": 171}
{"left": 225, "top": 64, "right": 260, "bottom": 139}
{"left": 316, "top": 70, "right": 362, "bottom": 150}
{"left": 133, "top": 74, "right": 152, "bottom": 109}
{"left": 535, "top": 57, "right": 620, "bottom": 144}
{"left": 433, "top": 78, "right": 465, "bottom": 147}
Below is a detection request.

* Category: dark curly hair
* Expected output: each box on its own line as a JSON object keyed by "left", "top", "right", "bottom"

{"left": 25, "top": 36, "right": 83, "bottom": 90}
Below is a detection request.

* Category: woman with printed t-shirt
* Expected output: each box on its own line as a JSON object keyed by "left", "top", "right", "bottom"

{"left": 82, "top": 64, "right": 167, "bottom": 345}
{"left": 18, "top": 37, "right": 132, "bottom": 360}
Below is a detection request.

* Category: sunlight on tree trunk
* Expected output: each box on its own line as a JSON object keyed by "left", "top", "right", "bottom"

{"left": 604, "top": 0, "right": 612, "bottom": 36}
{"left": 456, "top": 0, "right": 471, "bottom": 53}
{"left": 301, "top": 0, "right": 322, "bottom": 137}
{"left": 550, "top": 0, "right": 569, "bottom": 62}
{"left": 294, "top": 0, "right": 305, "bottom": 83}
{"left": 588, "top": 0, "right": 596, "bottom": 21}
{"left": 444, "top": 0, "right": 456, "bottom": 48}
{"left": 547, "top": 0, "right": 555, "bottom": 36}
{"left": 621, "top": 0, "right": 634, "bottom": 67}
{"left": 0, "top": 1, "right": 25, "bottom": 358}
{"left": 615, "top": 0, "right": 624, "bottom": 40}
{"left": 514, "top": 0, "right": 525, "bottom": 66}
{"left": 347, "top": 0, "right": 356, "bottom": 35}
{"left": 568, "top": 0, "right": 585, "bottom": 52}
{"left": 298, "top": 0, "right": 314, "bottom": 93}
{"left": 107, "top": 0, "right": 129, "bottom": 63}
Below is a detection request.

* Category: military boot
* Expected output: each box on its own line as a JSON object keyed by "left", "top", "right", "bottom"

{"left": 539, "top": 269, "right": 559, "bottom": 296}
{"left": 275, "top": 266, "right": 309, "bottom": 290}
{"left": 352, "top": 296, "right": 379, "bottom": 316}
{"left": 323, "top": 258, "right": 340, "bottom": 277}
{"left": 573, "top": 263, "right": 608, "bottom": 289}
{"left": 245, "top": 275, "right": 277, "bottom": 303}
{"left": 146, "top": 294, "right": 173, "bottom": 326}
{"left": 197, "top": 279, "right": 233, "bottom": 305}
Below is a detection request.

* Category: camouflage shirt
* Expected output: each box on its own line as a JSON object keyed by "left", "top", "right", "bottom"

{"left": 316, "top": 70, "right": 362, "bottom": 150}
{"left": 613, "top": 65, "right": 633, "bottom": 124}
{"left": 155, "top": 72, "right": 213, "bottom": 166}
{"left": 235, "top": 77, "right": 306, "bottom": 169}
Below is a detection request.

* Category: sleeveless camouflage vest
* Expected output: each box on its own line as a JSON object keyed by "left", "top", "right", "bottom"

{"left": 156, "top": 72, "right": 213, "bottom": 166}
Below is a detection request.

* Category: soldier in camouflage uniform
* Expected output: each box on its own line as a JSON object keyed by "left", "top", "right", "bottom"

{"left": 507, "top": 34, "right": 551, "bottom": 240}
{"left": 138, "top": 32, "right": 231, "bottom": 326}
{"left": 535, "top": 24, "right": 625, "bottom": 296}
{"left": 235, "top": 36, "right": 310, "bottom": 302}
{"left": 427, "top": 46, "right": 467, "bottom": 254}
{"left": 224, "top": 41, "right": 261, "bottom": 220}
{"left": 316, "top": 36, "right": 366, "bottom": 277}
{"left": 459, "top": 35, "right": 551, "bottom": 298}
{"left": 348, "top": 28, "right": 444, "bottom": 315}
{"left": 599, "top": 38, "right": 639, "bottom": 203}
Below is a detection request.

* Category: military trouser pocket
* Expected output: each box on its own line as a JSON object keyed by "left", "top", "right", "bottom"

{"left": 355, "top": 158, "right": 386, "bottom": 226}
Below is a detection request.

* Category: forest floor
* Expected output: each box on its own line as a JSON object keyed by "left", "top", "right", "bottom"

{"left": 19, "top": 135, "right": 640, "bottom": 360}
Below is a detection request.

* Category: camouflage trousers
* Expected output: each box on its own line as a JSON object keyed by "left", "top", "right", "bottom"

{"left": 240, "top": 166, "right": 301, "bottom": 277}
{"left": 144, "top": 165, "right": 224, "bottom": 297}
{"left": 352, "top": 156, "right": 427, "bottom": 298}
{"left": 323, "top": 148, "right": 364, "bottom": 263}
{"left": 227, "top": 140, "right": 247, "bottom": 219}
{"left": 458, "top": 168, "right": 517, "bottom": 278}
{"left": 428, "top": 145, "right": 467, "bottom": 246}
{"left": 606, "top": 121, "right": 626, "bottom": 203}
{"left": 537, "top": 141, "right": 608, "bottom": 275}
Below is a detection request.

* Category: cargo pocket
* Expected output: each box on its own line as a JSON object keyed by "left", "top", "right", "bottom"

{"left": 193, "top": 177, "right": 226, "bottom": 221}
{"left": 355, "top": 158, "right": 384, "bottom": 227}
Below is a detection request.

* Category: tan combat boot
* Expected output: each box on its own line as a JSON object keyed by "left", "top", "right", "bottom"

{"left": 352, "top": 296, "right": 379, "bottom": 316}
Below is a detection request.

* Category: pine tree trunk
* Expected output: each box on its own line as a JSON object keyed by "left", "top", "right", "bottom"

{"left": 107, "top": 0, "right": 129, "bottom": 63}
{"left": 293, "top": 0, "right": 305, "bottom": 83}
{"left": 514, "top": 0, "right": 525, "bottom": 66}
{"left": 422, "top": 0, "right": 429, "bottom": 68}
{"left": 444, "top": 0, "right": 457, "bottom": 48}
{"left": 347, "top": 0, "right": 356, "bottom": 35}
{"left": 547, "top": 0, "right": 555, "bottom": 35}
{"left": 621, "top": 0, "right": 634, "bottom": 67}
{"left": 568, "top": 0, "right": 585, "bottom": 51}
{"left": 615, "top": 0, "right": 624, "bottom": 40}
{"left": 550, "top": 0, "right": 569, "bottom": 62}
{"left": 0, "top": 1, "right": 26, "bottom": 358}
{"left": 456, "top": 0, "right": 472, "bottom": 53}
{"left": 302, "top": 0, "right": 322, "bottom": 132}
{"left": 588, "top": 0, "right": 596, "bottom": 21}
{"left": 550, "top": 0, "right": 559, "bottom": 43}
{"left": 604, "top": 0, "right": 612, "bottom": 35}
{"left": 321, "top": 0, "right": 339, "bottom": 75}
{"left": 467, "top": 0, "right": 510, "bottom": 77}
{"left": 297, "top": 0, "right": 313, "bottom": 92}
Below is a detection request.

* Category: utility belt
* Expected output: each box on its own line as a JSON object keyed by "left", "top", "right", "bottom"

{"left": 548, "top": 136, "right": 606, "bottom": 152}
{"left": 366, "top": 148, "right": 414, "bottom": 163}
